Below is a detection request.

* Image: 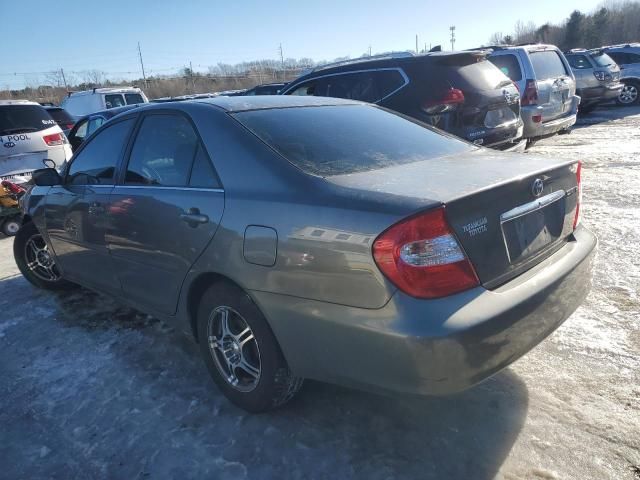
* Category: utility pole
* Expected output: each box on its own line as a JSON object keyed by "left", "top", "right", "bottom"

{"left": 190, "top": 61, "right": 195, "bottom": 92}
{"left": 278, "top": 43, "right": 285, "bottom": 80}
{"left": 368, "top": 45, "right": 372, "bottom": 56}
{"left": 60, "top": 68, "right": 68, "bottom": 90}
{"left": 416, "top": 34, "right": 419, "bottom": 53}
{"left": 137, "top": 41, "right": 148, "bottom": 88}
{"left": 449, "top": 26, "right": 456, "bottom": 51}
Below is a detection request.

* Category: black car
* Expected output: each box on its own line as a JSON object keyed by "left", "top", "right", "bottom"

{"left": 242, "top": 82, "right": 287, "bottom": 96}
{"left": 281, "top": 52, "right": 525, "bottom": 151}
{"left": 42, "top": 106, "right": 75, "bottom": 136}
{"left": 67, "top": 104, "right": 143, "bottom": 151}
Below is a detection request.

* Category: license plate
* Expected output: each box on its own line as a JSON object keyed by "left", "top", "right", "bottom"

{"left": 500, "top": 191, "right": 566, "bottom": 263}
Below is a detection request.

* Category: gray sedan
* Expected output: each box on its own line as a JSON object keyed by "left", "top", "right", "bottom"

{"left": 14, "top": 96, "right": 596, "bottom": 412}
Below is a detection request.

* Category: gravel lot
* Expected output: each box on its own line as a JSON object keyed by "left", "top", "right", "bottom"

{"left": 1, "top": 105, "right": 639, "bottom": 480}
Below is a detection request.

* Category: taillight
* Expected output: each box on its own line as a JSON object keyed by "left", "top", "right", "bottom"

{"left": 372, "top": 207, "right": 479, "bottom": 299}
{"left": 573, "top": 161, "right": 582, "bottom": 229}
{"left": 521, "top": 79, "right": 538, "bottom": 106}
{"left": 1, "top": 180, "right": 25, "bottom": 194}
{"left": 43, "top": 132, "right": 64, "bottom": 146}
{"left": 422, "top": 88, "right": 465, "bottom": 114}
{"left": 64, "top": 123, "right": 75, "bottom": 131}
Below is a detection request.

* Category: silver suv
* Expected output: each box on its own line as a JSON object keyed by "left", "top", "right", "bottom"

{"left": 484, "top": 44, "right": 579, "bottom": 143}
{"left": 564, "top": 49, "right": 624, "bottom": 113}
{"left": 602, "top": 43, "right": 640, "bottom": 105}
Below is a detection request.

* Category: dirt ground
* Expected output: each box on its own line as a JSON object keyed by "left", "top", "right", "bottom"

{"left": 0, "top": 105, "right": 638, "bottom": 480}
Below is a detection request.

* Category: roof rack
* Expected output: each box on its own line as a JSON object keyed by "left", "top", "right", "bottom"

{"left": 567, "top": 48, "right": 588, "bottom": 53}
{"left": 310, "top": 51, "right": 416, "bottom": 73}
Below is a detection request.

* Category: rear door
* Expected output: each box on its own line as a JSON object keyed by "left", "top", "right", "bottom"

{"left": 528, "top": 49, "right": 574, "bottom": 122}
{"left": 108, "top": 112, "right": 224, "bottom": 315}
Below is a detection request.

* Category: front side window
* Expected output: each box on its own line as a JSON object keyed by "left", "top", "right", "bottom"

{"left": 125, "top": 114, "right": 199, "bottom": 186}
{"left": 289, "top": 81, "right": 316, "bottom": 96}
{"left": 566, "top": 54, "right": 591, "bottom": 70}
{"left": 87, "top": 116, "right": 105, "bottom": 135}
{"left": 529, "top": 50, "right": 569, "bottom": 79}
{"left": 105, "top": 94, "right": 126, "bottom": 109}
{"left": 66, "top": 118, "right": 134, "bottom": 185}
{"left": 125, "top": 93, "right": 144, "bottom": 104}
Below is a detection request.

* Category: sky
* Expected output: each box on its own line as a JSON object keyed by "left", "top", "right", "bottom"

{"left": 2, "top": 0, "right": 604, "bottom": 90}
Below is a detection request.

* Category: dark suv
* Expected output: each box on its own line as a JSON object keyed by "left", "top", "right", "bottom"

{"left": 280, "top": 52, "right": 525, "bottom": 151}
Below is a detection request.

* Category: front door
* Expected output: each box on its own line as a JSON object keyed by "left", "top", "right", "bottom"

{"left": 107, "top": 113, "right": 224, "bottom": 315}
{"left": 45, "top": 118, "right": 135, "bottom": 294}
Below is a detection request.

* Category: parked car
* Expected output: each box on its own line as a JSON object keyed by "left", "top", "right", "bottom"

{"left": 42, "top": 106, "right": 76, "bottom": 135}
{"left": 601, "top": 43, "right": 640, "bottom": 105}
{"left": 482, "top": 44, "right": 579, "bottom": 144}
{"left": 0, "top": 100, "right": 72, "bottom": 182}
{"left": 61, "top": 87, "right": 148, "bottom": 118}
{"left": 564, "top": 49, "right": 623, "bottom": 113}
{"left": 15, "top": 96, "right": 595, "bottom": 413}
{"left": 242, "top": 82, "right": 287, "bottom": 95}
{"left": 67, "top": 104, "right": 144, "bottom": 152}
{"left": 280, "top": 52, "right": 526, "bottom": 151}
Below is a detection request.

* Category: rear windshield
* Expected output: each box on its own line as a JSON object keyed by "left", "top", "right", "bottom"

{"left": 45, "top": 107, "right": 74, "bottom": 125}
{"left": 529, "top": 50, "right": 568, "bottom": 79}
{"left": 591, "top": 52, "right": 615, "bottom": 68}
{"left": 234, "top": 105, "right": 473, "bottom": 176}
{"left": 0, "top": 105, "right": 56, "bottom": 135}
{"left": 125, "top": 93, "right": 144, "bottom": 104}
{"left": 488, "top": 54, "right": 523, "bottom": 82}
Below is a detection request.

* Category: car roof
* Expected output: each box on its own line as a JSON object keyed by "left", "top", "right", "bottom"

{"left": 67, "top": 87, "right": 143, "bottom": 97}
{"left": 193, "top": 95, "right": 361, "bottom": 112}
{"left": 0, "top": 100, "right": 41, "bottom": 106}
{"left": 75, "top": 103, "right": 147, "bottom": 123}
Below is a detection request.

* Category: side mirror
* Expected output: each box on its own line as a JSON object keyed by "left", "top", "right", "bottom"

{"left": 32, "top": 168, "right": 62, "bottom": 187}
{"left": 42, "top": 158, "right": 56, "bottom": 168}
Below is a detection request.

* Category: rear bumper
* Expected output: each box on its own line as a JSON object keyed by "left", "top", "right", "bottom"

{"left": 253, "top": 226, "right": 597, "bottom": 396}
{"left": 521, "top": 97, "right": 579, "bottom": 139}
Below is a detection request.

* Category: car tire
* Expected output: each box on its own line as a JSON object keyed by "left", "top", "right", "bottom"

{"left": 616, "top": 80, "right": 639, "bottom": 106}
{"left": 13, "top": 222, "right": 75, "bottom": 290}
{"left": 2, "top": 218, "right": 21, "bottom": 237}
{"left": 196, "top": 281, "right": 303, "bottom": 412}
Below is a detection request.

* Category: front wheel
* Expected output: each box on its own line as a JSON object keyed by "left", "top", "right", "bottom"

{"left": 13, "top": 222, "right": 75, "bottom": 290}
{"left": 197, "top": 282, "right": 303, "bottom": 412}
{"left": 616, "top": 81, "right": 639, "bottom": 105}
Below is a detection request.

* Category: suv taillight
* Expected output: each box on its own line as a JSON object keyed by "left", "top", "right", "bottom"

{"left": 43, "top": 132, "right": 64, "bottom": 146}
{"left": 422, "top": 88, "right": 465, "bottom": 114}
{"left": 521, "top": 79, "right": 538, "bottom": 106}
{"left": 372, "top": 207, "right": 479, "bottom": 299}
{"left": 573, "top": 161, "right": 582, "bottom": 229}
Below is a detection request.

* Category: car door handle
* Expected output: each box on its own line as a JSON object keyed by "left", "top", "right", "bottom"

{"left": 180, "top": 208, "right": 209, "bottom": 227}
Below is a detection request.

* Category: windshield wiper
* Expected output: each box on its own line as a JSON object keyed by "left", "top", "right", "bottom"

{"left": 0, "top": 127, "right": 38, "bottom": 135}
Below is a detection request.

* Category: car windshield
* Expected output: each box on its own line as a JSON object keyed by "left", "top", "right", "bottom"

{"left": 234, "top": 104, "right": 474, "bottom": 176}
{"left": 591, "top": 52, "right": 615, "bottom": 67}
{"left": 0, "top": 105, "right": 56, "bottom": 135}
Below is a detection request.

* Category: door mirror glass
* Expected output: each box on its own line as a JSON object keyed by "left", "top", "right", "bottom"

{"left": 32, "top": 168, "right": 62, "bottom": 186}
{"left": 42, "top": 158, "right": 56, "bottom": 168}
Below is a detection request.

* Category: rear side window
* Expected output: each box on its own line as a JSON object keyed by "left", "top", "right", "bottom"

{"left": 0, "top": 105, "right": 56, "bottom": 134}
{"left": 566, "top": 55, "right": 591, "bottom": 70}
{"left": 609, "top": 52, "right": 640, "bottom": 64}
{"left": 66, "top": 118, "right": 134, "bottom": 185}
{"left": 234, "top": 104, "right": 473, "bottom": 176}
{"left": 529, "top": 51, "right": 568, "bottom": 79}
{"left": 105, "top": 94, "right": 126, "bottom": 109}
{"left": 432, "top": 60, "right": 513, "bottom": 91}
{"left": 125, "top": 93, "right": 144, "bottom": 104}
{"left": 488, "top": 54, "right": 523, "bottom": 81}
{"left": 591, "top": 53, "right": 615, "bottom": 68}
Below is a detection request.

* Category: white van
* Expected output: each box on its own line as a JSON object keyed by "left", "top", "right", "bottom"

{"left": 61, "top": 87, "right": 148, "bottom": 118}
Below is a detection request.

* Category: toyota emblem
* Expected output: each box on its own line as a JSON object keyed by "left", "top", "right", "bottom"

{"left": 531, "top": 178, "right": 544, "bottom": 197}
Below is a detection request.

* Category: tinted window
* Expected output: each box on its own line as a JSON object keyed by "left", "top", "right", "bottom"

{"left": 289, "top": 81, "right": 316, "bottom": 96}
{"left": 66, "top": 118, "right": 134, "bottom": 185}
{"left": 488, "top": 54, "right": 523, "bottom": 81}
{"left": 189, "top": 144, "right": 220, "bottom": 188}
{"left": 45, "top": 107, "right": 74, "bottom": 126}
{"left": 0, "top": 105, "right": 56, "bottom": 134}
{"left": 87, "top": 117, "right": 105, "bottom": 135}
{"left": 234, "top": 105, "right": 473, "bottom": 176}
{"left": 566, "top": 54, "right": 591, "bottom": 70}
{"left": 73, "top": 119, "right": 88, "bottom": 140}
{"left": 529, "top": 51, "right": 568, "bottom": 79}
{"left": 125, "top": 93, "right": 144, "bottom": 104}
{"left": 435, "top": 60, "right": 513, "bottom": 91}
{"left": 125, "top": 114, "right": 198, "bottom": 186}
{"left": 105, "top": 94, "right": 125, "bottom": 109}
{"left": 591, "top": 53, "right": 615, "bottom": 67}
{"left": 627, "top": 53, "right": 640, "bottom": 64}
{"left": 302, "top": 70, "right": 406, "bottom": 103}
{"left": 607, "top": 52, "right": 628, "bottom": 64}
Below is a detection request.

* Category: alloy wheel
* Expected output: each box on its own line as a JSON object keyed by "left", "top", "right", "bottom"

{"left": 207, "top": 306, "right": 261, "bottom": 392}
{"left": 24, "top": 234, "right": 61, "bottom": 282}
{"left": 619, "top": 84, "right": 638, "bottom": 104}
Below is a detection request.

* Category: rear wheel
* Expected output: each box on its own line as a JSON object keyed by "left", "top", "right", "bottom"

{"left": 616, "top": 81, "right": 639, "bottom": 105}
{"left": 196, "top": 282, "right": 303, "bottom": 412}
{"left": 13, "top": 222, "right": 75, "bottom": 290}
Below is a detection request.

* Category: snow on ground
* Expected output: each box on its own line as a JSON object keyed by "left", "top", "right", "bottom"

{"left": 0, "top": 105, "right": 639, "bottom": 480}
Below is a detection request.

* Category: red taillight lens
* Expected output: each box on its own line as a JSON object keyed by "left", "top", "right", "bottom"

{"left": 1, "top": 180, "right": 25, "bottom": 194}
{"left": 43, "top": 132, "right": 64, "bottom": 146}
{"left": 422, "top": 88, "right": 465, "bottom": 114}
{"left": 373, "top": 207, "right": 479, "bottom": 299}
{"left": 573, "top": 161, "right": 582, "bottom": 229}
{"left": 521, "top": 79, "right": 538, "bottom": 106}
{"left": 64, "top": 123, "right": 75, "bottom": 131}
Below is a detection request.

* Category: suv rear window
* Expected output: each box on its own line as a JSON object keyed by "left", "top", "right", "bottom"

{"left": 0, "top": 105, "right": 56, "bottom": 134}
{"left": 488, "top": 54, "right": 523, "bottom": 81}
{"left": 529, "top": 50, "right": 568, "bottom": 79}
{"left": 234, "top": 104, "right": 472, "bottom": 176}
